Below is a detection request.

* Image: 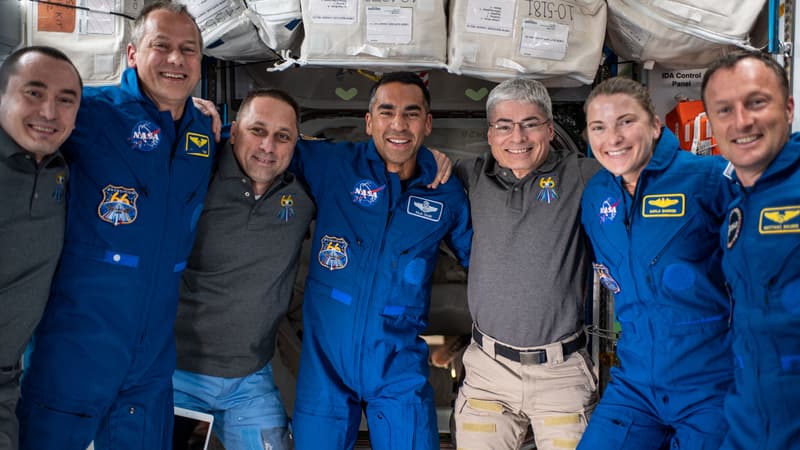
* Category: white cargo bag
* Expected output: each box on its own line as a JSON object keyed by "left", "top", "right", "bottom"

{"left": 618, "top": 0, "right": 766, "bottom": 46}
{"left": 606, "top": 0, "right": 763, "bottom": 68}
{"left": 447, "top": 0, "right": 607, "bottom": 85}
{"left": 298, "top": 0, "right": 447, "bottom": 70}
{"left": 179, "top": 0, "right": 272, "bottom": 62}
{"left": 247, "top": 0, "right": 302, "bottom": 51}
{"left": 23, "top": 0, "right": 143, "bottom": 86}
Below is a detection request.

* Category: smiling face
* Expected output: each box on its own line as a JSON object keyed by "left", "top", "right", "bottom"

{"left": 586, "top": 93, "right": 661, "bottom": 188}
{"left": 0, "top": 51, "right": 81, "bottom": 163}
{"left": 703, "top": 57, "right": 794, "bottom": 187}
{"left": 126, "top": 8, "right": 202, "bottom": 119}
{"left": 230, "top": 95, "right": 298, "bottom": 196}
{"left": 487, "top": 99, "right": 554, "bottom": 179}
{"left": 365, "top": 81, "right": 432, "bottom": 180}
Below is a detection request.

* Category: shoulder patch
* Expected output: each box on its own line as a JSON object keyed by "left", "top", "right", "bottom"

{"left": 642, "top": 194, "right": 685, "bottom": 218}
{"left": 759, "top": 205, "right": 800, "bottom": 234}
{"left": 407, "top": 196, "right": 443, "bottom": 222}
{"left": 186, "top": 132, "right": 211, "bottom": 157}
{"left": 98, "top": 185, "right": 138, "bottom": 226}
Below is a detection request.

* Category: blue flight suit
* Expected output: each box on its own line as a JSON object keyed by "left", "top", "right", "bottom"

{"left": 290, "top": 139, "right": 472, "bottom": 450}
{"left": 578, "top": 129, "right": 734, "bottom": 450}
{"left": 18, "top": 68, "right": 215, "bottom": 450}
{"left": 720, "top": 133, "right": 800, "bottom": 450}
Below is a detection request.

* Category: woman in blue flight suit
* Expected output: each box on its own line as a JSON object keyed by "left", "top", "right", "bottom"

{"left": 577, "top": 77, "right": 734, "bottom": 450}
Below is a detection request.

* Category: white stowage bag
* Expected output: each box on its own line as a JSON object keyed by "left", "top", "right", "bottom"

{"left": 246, "top": 0, "right": 303, "bottom": 51}
{"left": 446, "top": 0, "right": 607, "bottom": 85}
{"left": 180, "top": 0, "right": 301, "bottom": 62}
{"left": 605, "top": 0, "right": 765, "bottom": 68}
{"left": 23, "top": 0, "right": 144, "bottom": 86}
{"left": 298, "top": 0, "right": 448, "bottom": 70}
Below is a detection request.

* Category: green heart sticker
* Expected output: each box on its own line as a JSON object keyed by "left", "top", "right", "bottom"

{"left": 465, "top": 87, "right": 489, "bottom": 101}
{"left": 335, "top": 87, "right": 358, "bottom": 101}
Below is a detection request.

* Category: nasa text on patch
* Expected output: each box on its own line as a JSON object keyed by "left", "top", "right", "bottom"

{"left": 186, "top": 132, "right": 211, "bottom": 157}
{"left": 642, "top": 193, "right": 685, "bottom": 218}
{"left": 407, "top": 196, "right": 443, "bottom": 222}
{"left": 758, "top": 205, "right": 800, "bottom": 234}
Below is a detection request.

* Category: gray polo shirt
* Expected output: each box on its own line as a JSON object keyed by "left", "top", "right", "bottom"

{"left": 0, "top": 128, "right": 68, "bottom": 367}
{"left": 455, "top": 148, "right": 601, "bottom": 347}
{"left": 175, "top": 145, "right": 315, "bottom": 378}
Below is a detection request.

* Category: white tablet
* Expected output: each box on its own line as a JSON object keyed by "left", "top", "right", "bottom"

{"left": 174, "top": 406, "right": 214, "bottom": 450}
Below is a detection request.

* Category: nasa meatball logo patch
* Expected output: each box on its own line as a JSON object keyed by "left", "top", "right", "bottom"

{"left": 351, "top": 179, "right": 385, "bottom": 206}
{"left": 128, "top": 120, "right": 161, "bottom": 151}
{"left": 727, "top": 207, "right": 742, "bottom": 249}
{"left": 598, "top": 197, "right": 619, "bottom": 224}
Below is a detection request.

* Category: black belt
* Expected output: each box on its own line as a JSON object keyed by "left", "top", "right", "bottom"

{"left": 472, "top": 328, "right": 586, "bottom": 364}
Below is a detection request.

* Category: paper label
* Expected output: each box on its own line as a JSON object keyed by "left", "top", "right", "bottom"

{"left": 310, "top": 0, "right": 358, "bottom": 24}
{"left": 520, "top": 19, "right": 568, "bottom": 60}
{"left": 465, "top": 0, "right": 514, "bottom": 37}
{"left": 37, "top": 0, "right": 76, "bottom": 33}
{"left": 366, "top": 6, "right": 412, "bottom": 44}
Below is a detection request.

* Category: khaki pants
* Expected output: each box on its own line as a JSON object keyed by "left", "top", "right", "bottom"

{"left": 454, "top": 331, "right": 597, "bottom": 450}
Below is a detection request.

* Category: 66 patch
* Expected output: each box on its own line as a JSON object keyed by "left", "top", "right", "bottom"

{"left": 98, "top": 185, "right": 138, "bottom": 226}
{"left": 318, "top": 235, "right": 348, "bottom": 270}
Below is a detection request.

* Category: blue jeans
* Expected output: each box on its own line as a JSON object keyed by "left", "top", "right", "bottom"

{"left": 173, "top": 363, "right": 291, "bottom": 450}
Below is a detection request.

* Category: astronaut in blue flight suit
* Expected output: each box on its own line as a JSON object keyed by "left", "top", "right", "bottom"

{"left": 289, "top": 72, "right": 472, "bottom": 450}
{"left": 17, "top": 4, "right": 215, "bottom": 450}
{"left": 577, "top": 78, "right": 734, "bottom": 450}
{"left": 702, "top": 51, "right": 800, "bottom": 450}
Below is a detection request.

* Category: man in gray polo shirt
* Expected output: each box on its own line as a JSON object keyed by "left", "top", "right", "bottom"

{"left": 172, "top": 88, "right": 314, "bottom": 450}
{"left": 453, "top": 78, "right": 600, "bottom": 450}
{"left": 0, "top": 46, "right": 81, "bottom": 450}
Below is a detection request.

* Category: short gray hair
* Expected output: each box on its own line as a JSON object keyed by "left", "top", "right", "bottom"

{"left": 130, "top": 1, "right": 203, "bottom": 49}
{"left": 486, "top": 78, "right": 553, "bottom": 122}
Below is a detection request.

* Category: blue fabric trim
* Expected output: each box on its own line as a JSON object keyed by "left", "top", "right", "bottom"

{"left": 331, "top": 288, "right": 352, "bottom": 305}
{"left": 674, "top": 314, "right": 726, "bottom": 325}
{"left": 174, "top": 261, "right": 187, "bottom": 272}
{"left": 103, "top": 250, "right": 139, "bottom": 268}
{"left": 382, "top": 305, "right": 406, "bottom": 316}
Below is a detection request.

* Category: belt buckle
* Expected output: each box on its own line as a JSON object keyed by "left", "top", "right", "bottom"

{"left": 519, "top": 350, "right": 546, "bottom": 365}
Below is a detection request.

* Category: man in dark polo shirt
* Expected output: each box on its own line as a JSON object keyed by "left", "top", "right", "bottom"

{"left": 453, "top": 78, "right": 600, "bottom": 450}
{"left": 0, "top": 46, "right": 81, "bottom": 450}
{"left": 172, "top": 88, "right": 315, "bottom": 450}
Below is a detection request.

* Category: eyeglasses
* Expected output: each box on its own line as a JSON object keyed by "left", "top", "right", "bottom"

{"left": 489, "top": 120, "right": 550, "bottom": 135}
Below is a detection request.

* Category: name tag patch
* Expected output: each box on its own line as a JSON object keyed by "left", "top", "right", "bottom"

{"left": 759, "top": 205, "right": 800, "bottom": 234}
{"left": 407, "top": 196, "right": 443, "bottom": 222}
{"left": 642, "top": 194, "right": 685, "bottom": 218}
{"left": 186, "top": 132, "right": 210, "bottom": 157}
